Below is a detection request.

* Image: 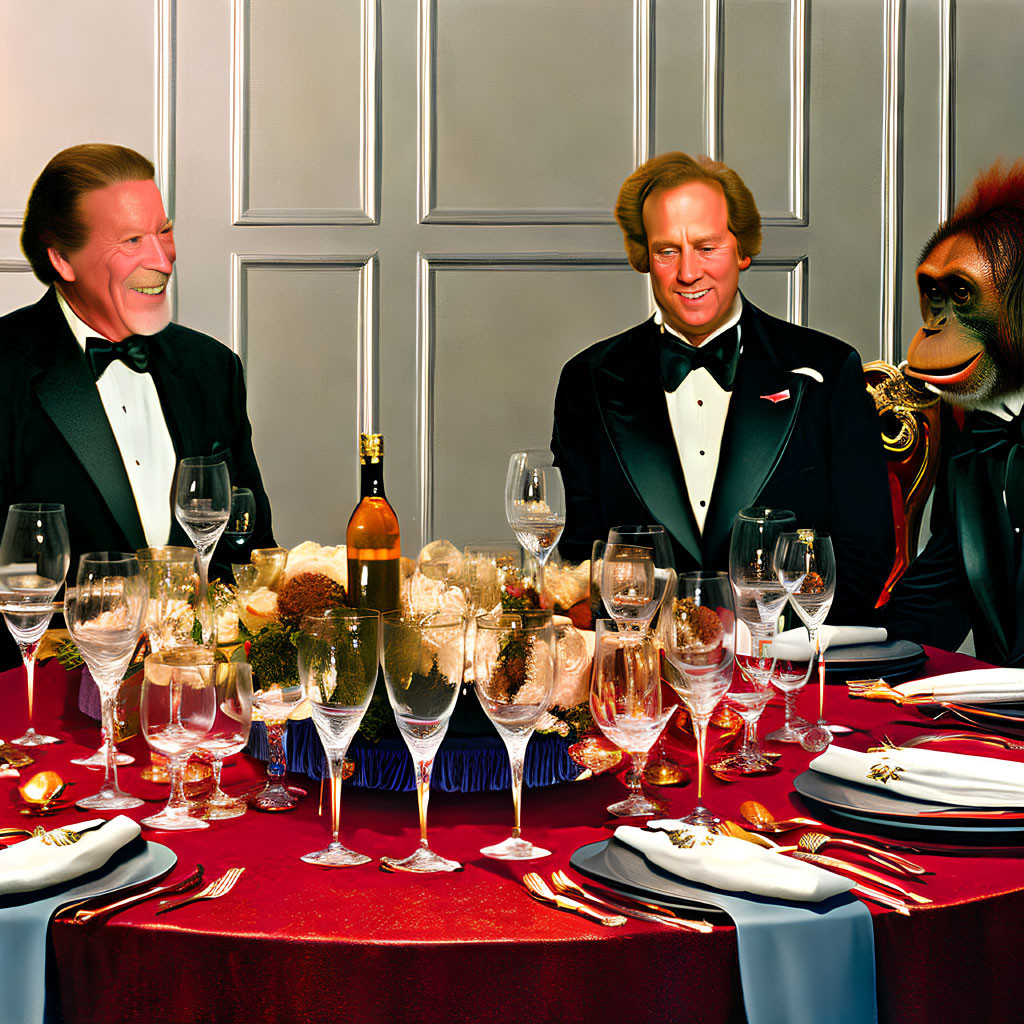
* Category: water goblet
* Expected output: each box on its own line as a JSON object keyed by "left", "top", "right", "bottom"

{"left": 774, "top": 529, "right": 837, "bottom": 751}
{"left": 474, "top": 613, "right": 557, "bottom": 859}
{"left": 194, "top": 661, "right": 254, "bottom": 820}
{"left": 660, "top": 571, "right": 736, "bottom": 826}
{"left": 505, "top": 450, "right": 565, "bottom": 594}
{"left": 250, "top": 683, "right": 306, "bottom": 810}
{"left": 729, "top": 507, "right": 796, "bottom": 651}
{"left": 297, "top": 609, "right": 379, "bottom": 866}
{"left": 140, "top": 649, "right": 218, "bottom": 830}
{"left": 66, "top": 553, "right": 147, "bottom": 811}
{"left": 0, "top": 503, "right": 70, "bottom": 746}
{"left": 173, "top": 455, "right": 231, "bottom": 646}
{"left": 589, "top": 620, "right": 674, "bottom": 817}
{"left": 223, "top": 487, "right": 256, "bottom": 553}
{"left": 381, "top": 611, "right": 465, "bottom": 872}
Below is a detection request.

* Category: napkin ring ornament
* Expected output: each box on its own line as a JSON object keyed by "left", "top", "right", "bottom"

{"left": 867, "top": 762, "right": 905, "bottom": 784}
{"left": 664, "top": 829, "right": 715, "bottom": 850}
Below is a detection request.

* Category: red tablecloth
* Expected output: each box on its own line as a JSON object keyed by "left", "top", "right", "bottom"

{"left": 3, "top": 649, "right": 1023, "bottom": 1024}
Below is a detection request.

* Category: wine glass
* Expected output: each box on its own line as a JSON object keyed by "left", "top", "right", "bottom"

{"left": 140, "top": 648, "right": 218, "bottom": 830}
{"left": 193, "top": 661, "right": 253, "bottom": 820}
{"left": 297, "top": 609, "right": 379, "bottom": 866}
{"left": 223, "top": 487, "right": 256, "bottom": 552}
{"left": 0, "top": 503, "right": 70, "bottom": 746}
{"left": 603, "top": 525, "right": 674, "bottom": 629}
{"left": 173, "top": 456, "right": 231, "bottom": 646}
{"left": 710, "top": 652, "right": 777, "bottom": 774}
{"left": 250, "top": 682, "right": 306, "bottom": 811}
{"left": 381, "top": 611, "right": 465, "bottom": 873}
{"left": 474, "top": 613, "right": 557, "bottom": 859}
{"left": 774, "top": 529, "right": 837, "bottom": 752}
{"left": 589, "top": 620, "right": 674, "bottom": 817}
{"left": 505, "top": 450, "right": 566, "bottom": 594}
{"left": 660, "top": 571, "right": 735, "bottom": 826}
{"left": 66, "top": 553, "right": 147, "bottom": 810}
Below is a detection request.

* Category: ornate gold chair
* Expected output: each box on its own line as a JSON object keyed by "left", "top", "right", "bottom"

{"left": 863, "top": 361, "right": 942, "bottom": 606}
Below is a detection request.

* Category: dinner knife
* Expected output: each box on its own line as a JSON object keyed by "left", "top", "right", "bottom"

{"left": 58, "top": 864, "right": 205, "bottom": 924}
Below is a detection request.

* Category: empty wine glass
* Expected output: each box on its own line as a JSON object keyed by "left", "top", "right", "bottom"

{"left": 474, "top": 613, "right": 557, "bottom": 859}
{"left": 0, "top": 503, "right": 70, "bottom": 746}
{"left": 381, "top": 611, "right": 465, "bottom": 872}
{"left": 297, "top": 609, "right": 379, "bottom": 866}
{"left": 709, "top": 652, "right": 777, "bottom": 774}
{"left": 194, "top": 661, "right": 253, "bottom": 820}
{"left": 173, "top": 456, "right": 231, "bottom": 646}
{"left": 66, "top": 553, "right": 147, "bottom": 811}
{"left": 251, "top": 683, "right": 306, "bottom": 811}
{"left": 603, "top": 525, "right": 673, "bottom": 628}
{"left": 660, "top": 571, "right": 736, "bottom": 826}
{"left": 590, "top": 620, "right": 674, "bottom": 817}
{"left": 774, "top": 529, "right": 837, "bottom": 752}
{"left": 140, "top": 648, "right": 217, "bottom": 830}
{"left": 223, "top": 487, "right": 256, "bottom": 553}
{"left": 505, "top": 450, "right": 566, "bottom": 594}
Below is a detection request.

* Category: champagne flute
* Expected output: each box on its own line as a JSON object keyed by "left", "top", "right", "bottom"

{"left": 381, "top": 611, "right": 465, "bottom": 873}
{"left": 774, "top": 529, "right": 837, "bottom": 752}
{"left": 66, "top": 553, "right": 147, "bottom": 810}
{"left": 223, "top": 487, "right": 256, "bottom": 552}
{"left": 297, "top": 609, "right": 379, "bottom": 866}
{"left": 140, "top": 649, "right": 218, "bottom": 830}
{"left": 505, "top": 450, "right": 565, "bottom": 594}
{"left": 194, "top": 661, "right": 253, "bottom": 820}
{"left": 474, "top": 613, "right": 557, "bottom": 859}
{"left": 173, "top": 455, "right": 231, "bottom": 646}
{"left": 660, "top": 571, "right": 735, "bottom": 826}
{"left": 589, "top": 620, "right": 674, "bottom": 817}
{"left": 0, "top": 503, "right": 70, "bottom": 746}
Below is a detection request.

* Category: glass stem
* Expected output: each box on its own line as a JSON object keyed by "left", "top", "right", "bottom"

{"left": 196, "top": 551, "right": 213, "bottom": 644}
{"left": 784, "top": 690, "right": 798, "bottom": 729}
{"left": 21, "top": 643, "right": 36, "bottom": 727}
{"left": 812, "top": 630, "right": 825, "bottom": 717}
{"left": 266, "top": 721, "right": 287, "bottom": 781}
{"left": 416, "top": 757, "right": 433, "bottom": 847}
{"left": 629, "top": 751, "right": 648, "bottom": 789}
{"left": 210, "top": 757, "right": 226, "bottom": 799}
{"left": 166, "top": 756, "right": 189, "bottom": 810}
{"left": 325, "top": 750, "right": 345, "bottom": 845}
{"left": 506, "top": 734, "right": 529, "bottom": 840}
{"left": 98, "top": 686, "right": 121, "bottom": 796}
{"left": 693, "top": 716, "right": 709, "bottom": 802}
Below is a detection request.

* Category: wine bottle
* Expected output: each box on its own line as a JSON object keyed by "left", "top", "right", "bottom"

{"left": 346, "top": 433, "right": 401, "bottom": 613}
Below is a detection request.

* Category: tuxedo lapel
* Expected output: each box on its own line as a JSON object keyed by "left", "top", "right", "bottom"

{"left": 146, "top": 331, "right": 198, "bottom": 460}
{"left": 702, "top": 303, "right": 810, "bottom": 561}
{"left": 29, "top": 291, "right": 146, "bottom": 550}
{"left": 592, "top": 320, "right": 701, "bottom": 563}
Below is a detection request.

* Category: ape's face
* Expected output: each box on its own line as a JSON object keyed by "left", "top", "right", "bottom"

{"left": 905, "top": 232, "right": 1003, "bottom": 407}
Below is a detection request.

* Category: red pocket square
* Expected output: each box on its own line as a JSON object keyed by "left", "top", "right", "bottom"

{"left": 761, "top": 390, "right": 790, "bottom": 403}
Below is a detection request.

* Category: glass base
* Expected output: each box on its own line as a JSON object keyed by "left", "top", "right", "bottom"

{"left": 480, "top": 836, "right": 551, "bottom": 861}
{"left": 141, "top": 806, "right": 210, "bottom": 831}
{"left": 765, "top": 716, "right": 810, "bottom": 743}
{"left": 71, "top": 746, "right": 134, "bottom": 767}
{"left": 250, "top": 782, "right": 300, "bottom": 811}
{"left": 679, "top": 803, "right": 720, "bottom": 827}
{"left": 12, "top": 728, "right": 62, "bottom": 746}
{"left": 800, "top": 719, "right": 835, "bottom": 753}
{"left": 607, "top": 791, "right": 668, "bottom": 818}
{"left": 198, "top": 793, "right": 248, "bottom": 820}
{"left": 708, "top": 749, "right": 779, "bottom": 775}
{"left": 643, "top": 761, "right": 690, "bottom": 786}
{"left": 380, "top": 845, "right": 462, "bottom": 874}
{"left": 302, "top": 843, "right": 371, "bottom": 867}
{"left": 76, "top": 788, "right": 145, "bottom": 811}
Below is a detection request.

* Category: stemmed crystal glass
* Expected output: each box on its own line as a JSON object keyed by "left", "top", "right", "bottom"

{"left": 774, "top": 529, "right": 837, "bottom": 752}
{"left": 660, "top": 571, "right": 736, "bottom": 826}
{"left": 251, "top": 683, "right": 306, "bottom": 811}
{"left": 297, "top": 609, "right": 379, "bottom": 866}
{"left": 474, "top": 613, "right": 557, "bottom": 859}
{"left": 173, "top": 456, "right": 231, "bottom": 646}
{"left": 223, "top": 487, "right": 256, "bottom": 553}
{"left": 726, "top": 506, "right": 795, "bottom": 767}
{"left": 194, "top": 661, "right": 253, "bottom": 820}
{"left": 66, "top": 553, "right": 147, "bottom": 810}
{"left": 505, "top": 450, "right": 566, "bottom": 594}
{"left": 590, "top": 620, "right": 674, "bottom": 817}
{"left": 381, "top": 611, "right": 465, "bottom": 873}
{"left": 0, "top": 503, "right": 70, "bottom": 746}
{"left": 140, "top": 648, "right": 217, "bottom": 830}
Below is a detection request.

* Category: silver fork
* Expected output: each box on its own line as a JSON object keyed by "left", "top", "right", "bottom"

{"left": 154, "top": 867, "right": 244, "bottom": 915}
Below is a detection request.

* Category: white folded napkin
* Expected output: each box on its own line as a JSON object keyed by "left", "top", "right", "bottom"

{"left": 809, "top": 745, "right": 1024, "bottom": 808}
{"left": 765, "top": 626, "right": 887, "bottom": 660}
{"left": 895, "top": 668, "right": 1024, "bottom": 704}
{"left": 0, "top": 815, "right": 141, "bottom": 896}
{"left": 614, "top": 821, "right": 854, "bottom": 902}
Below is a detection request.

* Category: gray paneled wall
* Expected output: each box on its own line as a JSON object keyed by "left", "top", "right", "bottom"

{"left": 1, "top": 0, "right": 1022, "bottom": 554}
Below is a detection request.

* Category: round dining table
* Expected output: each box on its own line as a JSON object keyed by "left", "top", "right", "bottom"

{"left": 2, "top": 646, "right": 1023, "bottom": 1024}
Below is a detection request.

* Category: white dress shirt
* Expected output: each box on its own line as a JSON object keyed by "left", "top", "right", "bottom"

{"left": 657, "top": 294, "right": 744, "bottom": 533}
{"left": 57, "top": 290, "right": 175, "bottom": 546}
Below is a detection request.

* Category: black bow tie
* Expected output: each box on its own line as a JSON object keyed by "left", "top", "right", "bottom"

{"left": 658, "top": 324, "right": 741, "bottom": 392}
{"left": 85, "top": 336, "right": 150, "bottom": 381}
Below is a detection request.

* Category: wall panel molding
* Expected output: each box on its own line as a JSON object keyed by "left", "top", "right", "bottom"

{"left": 880, "top": 0, "right": 906, "bottom": 364}
{"left": 748, "top": 256, "right": 808, "bottom": 326}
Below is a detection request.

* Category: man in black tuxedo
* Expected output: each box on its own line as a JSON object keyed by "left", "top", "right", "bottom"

{"left": 0, "top": 144, "right": 274, "bottom": 663}
{"left": 552, "top": 151, "right": 893, "bottom": 623}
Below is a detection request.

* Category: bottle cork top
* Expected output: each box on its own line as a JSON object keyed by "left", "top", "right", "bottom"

{"left": 359, "top": 433, "right": 384, "bottom": 463}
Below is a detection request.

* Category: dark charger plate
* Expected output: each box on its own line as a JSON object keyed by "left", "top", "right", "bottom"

{"left": 823, "top": 639, "right": 926, "bottom": 682}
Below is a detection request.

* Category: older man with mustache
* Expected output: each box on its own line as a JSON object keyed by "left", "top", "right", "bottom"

{"left": 0, "top": 144, "right": 275, "bottom": 664}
